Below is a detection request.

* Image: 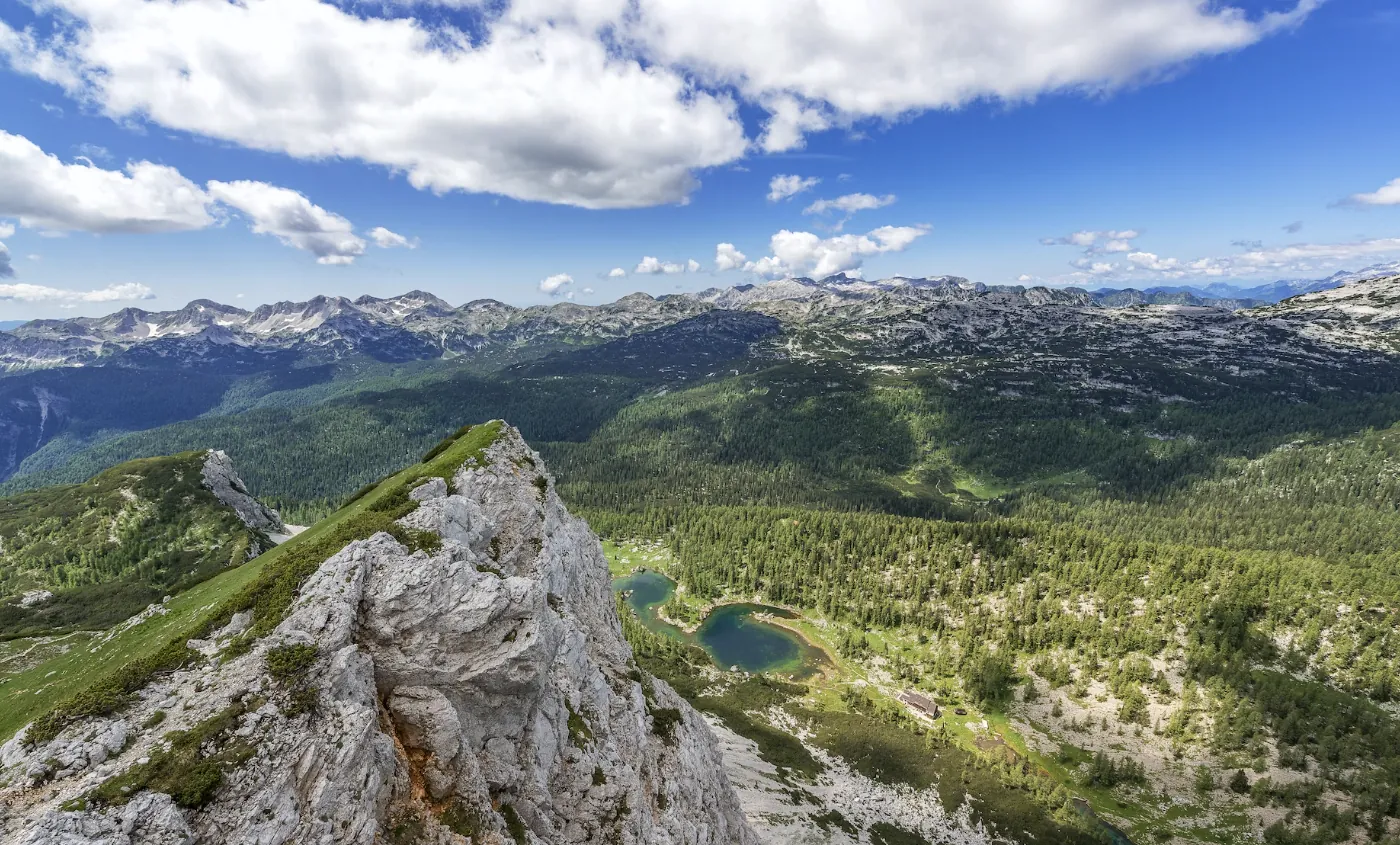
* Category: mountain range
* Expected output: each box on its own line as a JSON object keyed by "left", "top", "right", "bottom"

{"left": 2, "top": 268, "right": 1399, "bottom": 488}
{"left": 4, "top": 264, "right": 1397, "bottom": 374}
{"left": 1124, "top": 261, "right": 1400, "bottom": 302}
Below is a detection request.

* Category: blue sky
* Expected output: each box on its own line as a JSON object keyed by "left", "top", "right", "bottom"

{"left": 1, "top": 0, "right": 1398, "bottom": 319}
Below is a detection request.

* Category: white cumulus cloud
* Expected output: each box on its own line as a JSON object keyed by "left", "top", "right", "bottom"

{"left": 635, "top": 256, "right": 690, "bottom": 274}
{"left": 1, "top": 0, "right": 1320, "bottom": 197}
{"left": 767, "top": 174, "right": 820, "bottom": 202}
{"left": 1215, "top": 238, "right": 1400, "bottom": 274}
{"left": 758, "top": 96, "right": 832, "bottom": 153}
{"left": 1069, "top": 258, "right": 1118, "bottom": 275}
{"left": 1042, "top": 229, "right": 1140, "bottom": 252}
{"left": 803, "top": 193, "right": 896, "bottom": 216}
{"left": 0, "top": 131, "right": 370, "bottom": 265}
{"left": 743, "top": 225, "right": 929, "bottom": 279}
{"left": 1058, "top": 236, "right": 1400, "bottom": 284}
{"left": 0, "top": 130, "right": 213, "bottom": 233}
{"left": 608, "top": 267, "right": 627, "bottom": 278}
{"left": 368, "top": 227, "right": 417, "bottom": 249}
{"left": 0, "top": 281, "right": 154, "bottom": 303}
{"left": 1345, "top": 178, "right": 1400, "bottom": 207}
{"left": 539, "top": 272, "right": 574, "bottom": 296}
{"left": 0, "top": 0, "right": 747, "bottom": 209}
{"left": 207, "top": 181, "right": 366, "bottom": 265}
{"left": 1124, "top": 251, "right": 1180, "bottom": 272}
{"left": 715, "top": 242, "right": 746, "bottom": 271}
{"left": 0, "top": 243, "right": 12, "bottom": 279}
{"left": 633, "top": 0, "right": 1317, "bottom": 150}
{"left": 74, "top": 143, "right": 111, "bottom": 162}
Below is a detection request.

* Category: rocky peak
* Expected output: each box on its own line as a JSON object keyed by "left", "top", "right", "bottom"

{"left": 610, "top": 291, "right": 658, "bottom": 309}
{"left": 2, "top": 424, "right": 753, "bottom": 845}
{"left": 200, "top": 449, "right": 284, "bottom": 533}
{"left": 459, "top": 298, "right": 518, "bottom": 314}
{"left": 354, "top": 291, "right": 457, "bottom": 320}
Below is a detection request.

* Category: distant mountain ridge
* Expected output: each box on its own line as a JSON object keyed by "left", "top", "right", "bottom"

{"left": 1115, "top": 261, "right": 1400, "bottom": 304}
{"left": 0, "top": 290, "right": 710, "bottom": 372}
{"left": 2, "top": 267, "right": 1397, "bottom": 488}
{"left": 4, "top": 265, "right": 1390, "bottom": 372}
{"left": 1084, "top": 288, "right": 1267, "bottom": 310}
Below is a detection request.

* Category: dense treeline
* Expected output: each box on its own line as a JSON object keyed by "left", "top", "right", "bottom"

{"left": 14, "top": 351, "right": 1400, "bottom": 540}
{"left": 1, "top": 371, "right": 645, "bottom": 511}
{"left": 590, "top": 505, "right": 1400, "bottom": 695}
{"left": 1013, "top": 425, "right": 1400, "bottom": 566}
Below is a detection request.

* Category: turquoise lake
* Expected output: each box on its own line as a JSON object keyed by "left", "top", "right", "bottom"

{"left": 612, "top": 570, "right": 829, "bottom": 677}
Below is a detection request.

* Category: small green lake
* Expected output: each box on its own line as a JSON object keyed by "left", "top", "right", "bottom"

{"left": 613, "top": 570, "right": 830, "bottom": 678}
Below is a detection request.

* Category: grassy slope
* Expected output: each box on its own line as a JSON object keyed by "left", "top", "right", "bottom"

{"left": 0, "top": 556, "right": 268, "bottom": 743}
{"left": 0, "top": 421, "right": 504, "bottom": 745}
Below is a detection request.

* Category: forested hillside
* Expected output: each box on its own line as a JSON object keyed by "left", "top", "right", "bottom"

{"left": 0, "top": 452, "right": 273, "bottom": 638}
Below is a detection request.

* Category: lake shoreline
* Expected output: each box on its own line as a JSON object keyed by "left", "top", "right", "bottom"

{"left": 744, "top": 612, "right": 836, "bottom": 672}
{"left": 613, "top": 569, "right": 835, "bottom": 677}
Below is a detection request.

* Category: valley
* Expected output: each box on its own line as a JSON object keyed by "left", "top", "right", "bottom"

{"left": 3, "top": 273, "right": 1400, "bottom": 843}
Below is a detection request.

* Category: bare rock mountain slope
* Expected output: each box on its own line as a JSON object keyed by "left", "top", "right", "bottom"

{"left": 1251, "top": 272, "right": 1400, "bottom": 351}
{"left": 4, "top": 270, "right": 1396, "bottom": 492}
{"left": 0, "top": 422, "right": 754, "bottom": 845}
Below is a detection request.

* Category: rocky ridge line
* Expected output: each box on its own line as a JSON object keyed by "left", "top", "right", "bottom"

{"left": 1, "top": 423, "right": 754, "bottom": 845}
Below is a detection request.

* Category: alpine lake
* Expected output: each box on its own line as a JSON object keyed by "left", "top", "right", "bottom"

{"left": 612, "top": 568, "right": 832, "bottom": 678}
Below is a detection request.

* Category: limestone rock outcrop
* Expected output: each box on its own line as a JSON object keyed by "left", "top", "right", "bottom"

{"left": 200, "top": 449, "right": 284, "bottom": 534}
{"left": 1, "top": 424, "right": 754, "bottom": 845}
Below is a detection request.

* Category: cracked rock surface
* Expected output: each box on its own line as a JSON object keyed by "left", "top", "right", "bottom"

{"left": 2, "top": 424, "right": 754, "bottom": 845}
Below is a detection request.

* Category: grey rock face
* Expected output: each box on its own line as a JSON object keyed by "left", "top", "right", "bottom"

{"left": 200, "top": 450, "right": 284, "bottom": 533}
{"left": 15, "top": 792, "right": 194, "bottom": 845}
{"left": 2, "top": 424, "right": 754, "bottom": 845}
{"left": 17, "top": 590, "right": 53, "bottom": 608}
